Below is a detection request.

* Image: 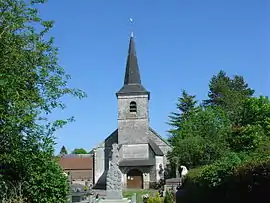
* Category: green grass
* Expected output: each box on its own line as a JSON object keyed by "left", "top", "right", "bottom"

{"left": 123, "top": 189, "right": 158, "bottom": 202}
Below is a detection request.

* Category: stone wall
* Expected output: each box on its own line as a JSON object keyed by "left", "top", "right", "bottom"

{"left": 93, "top": 129, "right": 118, "bottom": 186}
{"left": 93, "top": 146, "right": 104, "bottom": 185}
{"left": 120, "top": 144, "right": 149, "bottom": 159}
{"left": 117, "top": 95, "right": 149, "bottom": 144}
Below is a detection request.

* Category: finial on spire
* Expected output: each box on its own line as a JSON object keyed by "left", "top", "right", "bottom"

{"left": 129, "top": 18, "right": 134, "bottom": 37}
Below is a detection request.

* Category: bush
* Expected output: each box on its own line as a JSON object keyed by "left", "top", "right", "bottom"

{"left": 164, "top": 190, "right": 173, "bottom": 203}
{"left": 183, "top": 154, "right": 270, "bottom": 203}
{"left": 147, "top": 193, "right": 162, "bottom": 203}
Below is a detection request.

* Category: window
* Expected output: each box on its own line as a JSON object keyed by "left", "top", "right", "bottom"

{"left": 129, "top": 101, "right": 137, "bottom": 113}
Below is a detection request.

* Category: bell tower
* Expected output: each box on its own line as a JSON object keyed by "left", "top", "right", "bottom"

{"left": 116, "top": 34, "right": 150, "bottom": 144}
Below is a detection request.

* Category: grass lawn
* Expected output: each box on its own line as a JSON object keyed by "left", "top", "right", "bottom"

{"left": 123, "top": 189, "right": 158, "bottom": 202}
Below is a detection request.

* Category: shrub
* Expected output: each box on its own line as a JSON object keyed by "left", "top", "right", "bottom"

{"left": 147, "top": 193, "right": 162, "bottom": 203}
{"left": 183, "top": 153, "right": 270, "bottom": 203}
{"left": 164, "top": 190, "right": 173, "bottom": 203}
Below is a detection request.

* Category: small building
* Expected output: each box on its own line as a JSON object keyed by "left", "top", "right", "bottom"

{"left": 92, "top": 34, "right": 172, "bottom": 189}
{"left": 58, "top": 154, "right": 93, "bottom": 186}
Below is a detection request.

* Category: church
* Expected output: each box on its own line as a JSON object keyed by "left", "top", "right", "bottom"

{"left": 92, "top": 33, "right": 171, "bottom": 189}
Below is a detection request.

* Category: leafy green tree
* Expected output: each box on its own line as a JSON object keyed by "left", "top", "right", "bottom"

{"left": 71, "top": 148, "right": 88, "bottom": 154}
{"left": 169, "top": 107, "right": 231, "bottom": 168}
{"left": 0, "top": 0, "right": 86, "bottom": 202}
{"left": 227, "top": 96, "right": 270, "bottom": 152}
{"left": 60, "top": 146, "right": 68, "bottom": 156}
{"left": 240, "top": 96, "right": 270, "bottom": 135}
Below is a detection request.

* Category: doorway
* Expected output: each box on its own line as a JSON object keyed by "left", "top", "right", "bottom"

{"left": 126, "top": 169, "right": 143, "bottom": 189}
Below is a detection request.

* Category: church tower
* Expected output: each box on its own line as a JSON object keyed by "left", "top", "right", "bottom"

{"left": 116, "top": 34, "right": 150, "bottom": 144}
{"left": 93, "top": 33, "right": 172, "bottom": 189}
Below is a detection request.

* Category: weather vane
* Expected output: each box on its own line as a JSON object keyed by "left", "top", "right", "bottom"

{"left": 129, "top": 18, "right": 133, "bottom": 37}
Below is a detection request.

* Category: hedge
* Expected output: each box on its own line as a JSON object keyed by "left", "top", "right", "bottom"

{"left": 183, "top": 153, "right": 270, "bottom": 203}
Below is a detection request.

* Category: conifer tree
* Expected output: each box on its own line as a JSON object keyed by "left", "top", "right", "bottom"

{"left": 168, "top": 90, "right": 197, "bottom": 134}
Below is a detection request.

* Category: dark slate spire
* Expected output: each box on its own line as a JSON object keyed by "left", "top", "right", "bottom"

{"left": 124, "top": 34, "right": 141, "bottom": 84}
{"left": 116, "top": 34, "right": 149, "bottom": 98}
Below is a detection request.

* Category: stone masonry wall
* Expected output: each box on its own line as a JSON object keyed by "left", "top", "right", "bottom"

{"left": 117, "top": 95, "right": 149, "bottom": 144}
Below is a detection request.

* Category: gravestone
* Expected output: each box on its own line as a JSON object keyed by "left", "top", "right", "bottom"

{"left": 106, "top": 143, "right": 123, "bottom": 199}
{"left": 100, "top": 143, "right": 129, "bottom": 203}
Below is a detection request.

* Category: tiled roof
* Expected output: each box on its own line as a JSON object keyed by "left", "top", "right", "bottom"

{"left": 58, "top": 156, "right": 93, "bottom": 170}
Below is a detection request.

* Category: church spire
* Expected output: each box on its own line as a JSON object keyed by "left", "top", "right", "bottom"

{"left": 124, "top": 34, "right": 141, "bottom": 85}
{"left": 116, "top": 33, "right": 149, "bottom": 98}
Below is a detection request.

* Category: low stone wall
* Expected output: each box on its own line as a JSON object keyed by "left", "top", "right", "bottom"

{"left": 165, "top": 178, "right": 181, "bottom": 189}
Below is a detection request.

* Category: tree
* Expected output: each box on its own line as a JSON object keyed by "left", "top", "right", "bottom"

{"left": 168, "top": 90, "right": 198, "bottom": 139}
{"left": 167, "top": 72, "right": 269, "bottom": 202}
{"left": 203, "top": 71, "right": 254, "bottom": 122}
{"left": 204, "top": 71, "right": 254, "bottom": 106}
{"left": 227, "top": 96, "right": 270, "bottom": 152}
{"left": 169, "top": 107, "right": 231, "bottom": 168}
{"left": 60, "top": 146, "right": 68, "bottom": 156}
{"left": 71, "top": 148, "right": 88, "bottom": 154}
{"left": 0, "top": 0, "right": 86, "bottom": 202}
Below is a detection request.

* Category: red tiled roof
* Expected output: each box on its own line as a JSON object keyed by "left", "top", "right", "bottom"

{"left": 58, "top": 156, "right": 93, "bottom": 170}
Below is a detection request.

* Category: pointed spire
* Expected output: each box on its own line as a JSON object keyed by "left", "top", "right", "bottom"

{"left": 116, "top": 34, "right": 150, "bottom": 98}
{"left": 124, "top": 35, "right": 141, "bottom": 85}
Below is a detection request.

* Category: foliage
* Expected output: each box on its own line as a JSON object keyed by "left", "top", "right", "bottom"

{"left": 71, "top": 148, "right": 88, "bottom": 154}
{"left": 1, "top": 196, "right": 27, "bottom": 203}
{"left": 59, "top": 146, "right": 68, "bottom": 156}
{"left": 168, "top": 71, "right": 270, "bottom": 202}
{"left": 183, "top": 154, "right": 270, "bottom": 203}
{"left": 163, "top": 190, "right": 173, "bottom": 203}
{"left": 227, "top": 96, "right": 270, "bottom": 152}
{"left": 0, "top": 0, "right": 86, "bottom": 202}
{"left": 228, "top": 124, "right": 265, "bottom": 152}
{"left": 123, "top": 190, "right": 157, "bottom": 203}
{"left": 168, "top": 90, "right": 198, "bottom": 136}
{"left": 203, "top": 71, "right": 254, "bottom": 125}
{"left": 203, "top": 71, "right": 254, "bottom": 108}
{"left": 147, "top": 193, "right": 162, "bottom": 203}
{"left": 169, "top": 106, "right": 231, "bottom": 168}
{"left": 168, "top": 71, "right": 268, "bottom": 167}
{"left": 239, "top": 96, "right": 270, "bottom": 135}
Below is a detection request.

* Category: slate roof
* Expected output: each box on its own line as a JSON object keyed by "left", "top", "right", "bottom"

{"left": 149, "top": 127, "right": 171, "bottom": 146}
{"left": 116, "top": 36, "right": 149, "bottom": 97}
{"left": 148, "top": 139, "right": 164, "bottom": 156}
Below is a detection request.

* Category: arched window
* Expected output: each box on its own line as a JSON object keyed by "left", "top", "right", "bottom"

{"left": 129, "top": 101, "right": 137, "bottom": 113}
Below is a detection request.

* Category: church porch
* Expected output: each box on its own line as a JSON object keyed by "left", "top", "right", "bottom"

{"left": 120, "top": 165, "right": 156, "bottom": 189}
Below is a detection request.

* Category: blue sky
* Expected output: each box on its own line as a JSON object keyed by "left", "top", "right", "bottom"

{"left": 38, "top": 0, "right": 269, "bottom": 154}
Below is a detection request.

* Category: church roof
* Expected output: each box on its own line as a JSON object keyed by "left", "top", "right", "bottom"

{"left": 149, "top": 127, "right": 171, "bottom": 147}
{"left": 116, "top": 35, "right": 149, "bottom": 97}
{"left": 148, "top": 139, "right": 164, "bottom": 156}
